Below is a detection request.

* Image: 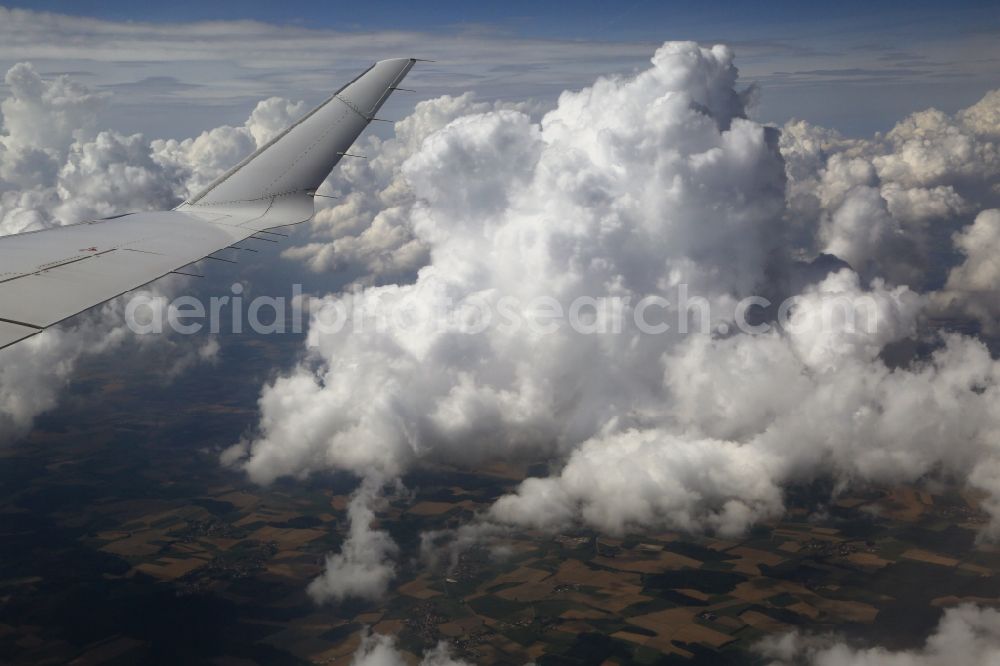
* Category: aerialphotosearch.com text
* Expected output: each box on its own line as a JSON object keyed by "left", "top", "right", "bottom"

{"left": 125, "top": 282, "right": 886, "bottom": 342}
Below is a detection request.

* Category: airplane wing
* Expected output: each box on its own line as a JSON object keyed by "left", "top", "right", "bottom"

{"left": 0, "top": 58, "right": 416, "bottom": 351}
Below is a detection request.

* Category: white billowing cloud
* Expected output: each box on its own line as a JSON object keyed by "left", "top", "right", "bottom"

{"left": 874, "top": 106, "right": 1000, "bottom": 191}
{"left": 880, "top": 182, "right": 967, "bottom": 225}
{"left": 0, "top": 62, "right": 103, "bottom": 187}
{"left": 0, "top": 61, "right": 101, "bottom": 234}
{"left": 150, "top": 96, "right": 306, "bottom": 199}
{"left": 948, "top": 209, "right": 1000, "bottom": 291}
{"left": 245, "top": 97, "right": 308, "bottom": 147}
{"left": 783, "top": 268, "right": 922, "bottom": 372}
{"left": 779, "top": 88, "right": 1000, "bottom": 286}
{"left": 0, "top": 62, "right": 183, "bottom": 232}
{"left": 819, "top": 184, "right": 901, "bottom": 280}
{"left": 757, "top": 604, "right": 1000, "bottom": 666}
{"left": 228, "top": 41, "right": 790, "bottom": 487}
{"left": 229, "top": 41, "right": 1000, "bottom": 545}
{"left": 933, "top": 209, "right": 1000, "bottom": 332}
{"left": 55, "top": 130, "right": 179, "bottom": 222}
{"left": 668, "top": 284, "right": 999, "bottom": 489}
{"left": 958, "top": 90, "right": 1000, "bottom": 140}
{"left": 148, "top": 125, "right": 253, "bottom": 202}
{"left": 283, "top": 93, "right": 528, "bottom": 284}
{"left": 306, "top": 476, "right": 399, "bottom": 604}
{"left": 491, "top": 429, "right": 785, "bottom": 537}
{"left": 350, "top": 630, "right": 471, "bottom": 666}
{"left": 491, "top": 270, "right": 926, "bottom": 537}
{"left": 0, "top": 186, "right": 58, "bottom": 237}
{"left": 498, "top": 327, "right": 1000, "bottom": 535}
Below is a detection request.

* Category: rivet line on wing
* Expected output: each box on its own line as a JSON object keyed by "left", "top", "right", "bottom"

{"left": 334, "top": 94, "right": 371, "bottom": 121}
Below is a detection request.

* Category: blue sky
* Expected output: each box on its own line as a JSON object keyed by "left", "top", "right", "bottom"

{"left": 1, "top": 1, "right": 998, "bottom": 137}
{"left": 8, "top": 0, "right": 999, "bottom": 42}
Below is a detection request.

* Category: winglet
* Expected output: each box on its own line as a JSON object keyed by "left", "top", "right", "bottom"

{"left": 187, "top": 58, "right": 416, "bottom": 206}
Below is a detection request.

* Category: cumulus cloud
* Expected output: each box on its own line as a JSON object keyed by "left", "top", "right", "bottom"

{"left": 932, "top": 209, "right": 1000, "bottom": 333}
{"left": 282, "top": 93, "right": 529, "bottom": 284}
{"left": 150, "top": 96, "right": 306, "bottom": 199}
{"left": 56, "top": 130, "right": 179, "bottom": 222}
{"left": 491, "top": 429, "right": 785, "bottom": 537}
{"left": 350, "top": 630, "right": 471, "bottom": 666}
{"left": 230, "top": 40, "right": 1000, "bottom": 552}
{"left": 0, "top": 62, "right": 103, "bottom": 184}
{"left": 756, "top": 604, "right": 1000, "bottom": 666}
{"left": 779, "top": 88, "right": 1000, "bottom": 287}
{"left": 0, "top": 62, "right": 172, "bottom": 234}
{"left": 784, "top": 268, "right": 922, "bottom": 371}
{"left": 497, "top": 329, "right": 1000, "bottom": 535}
{"left": 875, "top": 106, "right": 1000, "bottom": 190}
{"left": 232, "top": 41, "right": 788, "bottom": 482}
{"left": 306, "top": 476, "right": 399, "bottom": 604}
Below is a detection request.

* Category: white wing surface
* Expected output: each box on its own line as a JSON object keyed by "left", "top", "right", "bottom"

{"left": 0, "top": 58, "right": 416, "bottom": 350}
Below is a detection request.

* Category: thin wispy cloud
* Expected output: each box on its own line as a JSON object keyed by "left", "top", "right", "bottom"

{"left": 1, "top": 5, "right": 998, "bottom": 137}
